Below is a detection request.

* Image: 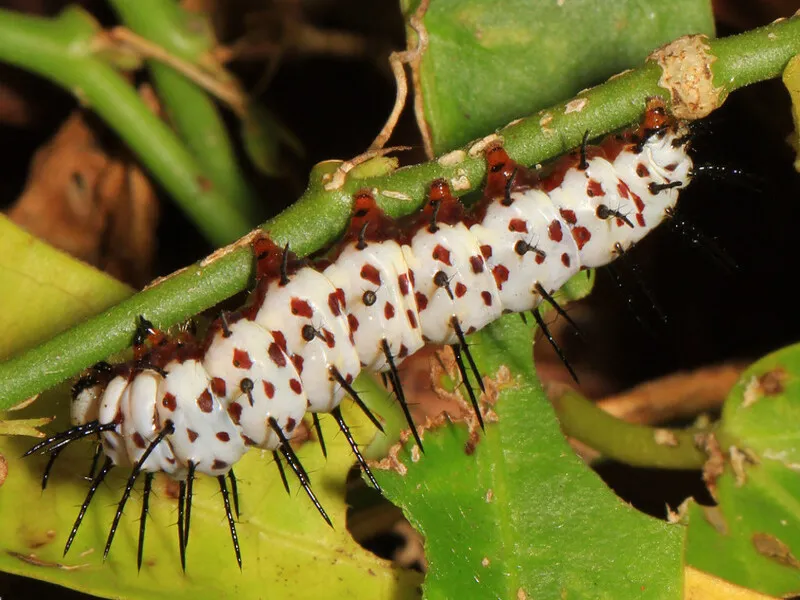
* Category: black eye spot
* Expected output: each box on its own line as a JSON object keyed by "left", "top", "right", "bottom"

{"left": 514, "top": 240, "right": 528, "bottom": 255}
{"left": 433, "top": 271, "right": 449, "bottom": 288}
{"left": 302, "top": 324, "right": 316, "bottom": 342}
{"left": 362, "top": 290, "right": 377, "bottom": 306}
{"left": 240, "top": 378, "right": 254, "bottom": 393}
{"left": 596, "top": 204, "right": 611, "bottom": 219}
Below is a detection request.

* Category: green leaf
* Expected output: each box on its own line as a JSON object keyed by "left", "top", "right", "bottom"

{"left": 0, "top": 398, "right": 421, "bottom": 599}
{"left": 0, "top": 216, "right": 133, "bottom": 360}
{"left": 241, "top": 104, "right": 304, "bottom": 178}
{"left": 404, "top": 0, "right": 715, "bottom": 154}
{"left": 685, "top": 343, "right": 800, "bottom": 597}
{"left": 373, "top": 315, "right": 684, "bottom": 599}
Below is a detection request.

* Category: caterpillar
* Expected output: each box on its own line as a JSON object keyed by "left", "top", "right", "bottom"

{"left": 26, "top": 100, "right": 693, "bottom": 572}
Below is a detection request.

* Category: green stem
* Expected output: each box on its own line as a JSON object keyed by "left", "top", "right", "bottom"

{"left": 0, "top": 15, "right": 799, "bottom": 409}
{"left": 108, "top": 0, "right": 259, "bottom": 223}
{"left": 0, "top": 6, "right": 251, "bottom": 246}
{"left": 551, "top": 389, "right": 708, "bottom": 470}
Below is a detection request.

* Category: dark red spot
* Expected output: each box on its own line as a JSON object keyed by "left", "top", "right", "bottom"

{"left": 631, "top": 191, "right": 644, "bottom": 212}
{"left": 572, "top": 227, "right": 592, "bottom": 249}
{"left": 508, "top": 218, "right": 528, "bottom": 233}
{"left": 492, "top": 265, "right": 509, "bottom": 289}
{"left": 162, "top": 393, "right": 177, "bottom": 411}
{"left": 561, "top": 253, "right": 571, "bottom": 267}
{"left": 481, "top": 291, "right": 493, "bottom": 306}
{"left": 216, "top": 431, "right": 230, "bottom": 442}
{"left": 328, "top": 292, "right": 341, "bottom": 316}
{"left": 286, "top": 418, "right": 297, "bottom": 432}
{"left": 291, "top": 354, "right": 304, "bottom": 374}
{"left": 166, "top": 457, "right": 176, "bottom": 465}
{"left": 617, "top": 181, "right": 630, "bottom": 199}
{"left": 535, "top": 253, "right": 545, "bottom": 264}
{"left": 548, "top": 220, "right": 563, "bottom": 242}
{"left": 289, "top": 379, "right": 302, "bottom": 394}
{"left": 406, "top": 309, "right": 418, "bottom": 328}
{"left": 227, "top": 403, "right": 242, "bottom": 424}
{"left": 263, "top": 380, "right": 275, "bottom": 398}
{"left": 665, "top": 163, "right": 677, "bottom": 172}
{"left": 636, "top": 163, "right": 650, "bottom": 177}
{"left": 322, "top": 328, "right": 335, "bottom": 348}
{"left": 455, "top": 282, "right": 467, "bottom": 298}
{"left": 469, "top": 256, "right": 484, "bottom": 273}
{"left": 384, "top": 302, "right": 395, "bottom": 319}
{"left": 398, "top": 274, "right": 410, "bottom": 295}
{"left": 241, "top": 435, "right": 256, "bottom": 446}
{"left": 559, "top": 209, "right": 577, "bottom": 224}
{"left": 415, "top": 291, "right": 428, "bottom": 311}
{"left": 587, "top": 179, "right": 604, "bottom": 197}
{"left": 290, "top": 298, "right": 313, "bottom": 318}
{"left": 336, "top": 288, "right": 347, "bottom": 310}
{"left": 409, "top": 270, "right": 416, "bottom": 286}
{"left": 432, "top": 244, "right": 452, "bottom": 265}
{"left": 360, "top": 263, "right": 381, "bottom": 286}
{"left": 466, "top": 326, "right": 476, "bottom": 334}
{"left": 636, "top": 213, "right": 646, "bottom": 227}
{"left": 232, "top": 348, "right": 252, "bottom": 369}
{"left": 212, "top": 459, "right": 228, "bottom": 470}
{"left": 187, "top": 428, "right": 199, "bottom": 442}
{"left": 272, "top": 330, "right": 287, "bottom": 350}
{"left": 347, "top": 313, "right": 359, "bottom": 332}
{"left": 480, "top": 244, "right": 493, "bottom": 259}
{"left": 210, "top": 378, "right": 226, "bottom": 397}
{"left": 268, "top": 342, "right": 287, "bottom": 367}
{"left": 132, "top": 432, "right": 146, "bottom": 449}
{"left": 197, "top": 389, "right": 213, "bottom": 413}
{"left": 398, "top": 344, "right": 409, "bottom": 358}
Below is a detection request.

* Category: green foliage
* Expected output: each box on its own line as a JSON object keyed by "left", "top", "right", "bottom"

{"left": 374, "top": 314, "right": 684, "bottom": 599}
{"left": 685, "top": 343, "right": 800, "bottom": 597}
{"left": 403, "top": 0, "right": 714, "bottom": 153}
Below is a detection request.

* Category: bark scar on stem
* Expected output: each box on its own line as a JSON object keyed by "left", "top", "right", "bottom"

{"left": 648, "top": 34, "right": 724, "bottom": 120}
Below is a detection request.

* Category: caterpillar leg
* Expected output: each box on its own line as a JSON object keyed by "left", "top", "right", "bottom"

{"left": 137, "top": 472, "right": 154, "bottom": 571}
{"left": 311, "top": 414, "right": 327, "bottom": 458}
{"left": 64, "top": 457, "right": 114, "bottom": 556}
{"left": 531, "top": 309, "right": 579, "bottom": 384}
{"left": 534, "top": 283, "right": 582, "bottom": 337}
{"left": 104, "top": 422, "right": 174, "bottom": 563}
{"left": 381, "top": 340, "right": 423, "bottom": 452}
{"left": 217, "top": 474, "right": 242, "bottom": 570}
{"left": 331, "top": 406, "right": 381, "bottom": 492}
{"left": 330, "top": 366, "right": 384, "bottom": 433}
{"left": 177, "top": 480, "right": 187, "bottom": 572}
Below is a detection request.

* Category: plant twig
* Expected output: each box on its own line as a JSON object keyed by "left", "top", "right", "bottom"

{"left": 0, "top": 6, "right": 252, "bottom": 246}
{"left": 0, "top": 15, "right": 799, "bottom": 409}
{"left": 108, "top": 0, "right": 259, "bottom": 221}
{"left": 549, "top": 385, "right": 709, "bottom": 470}
{"left": 596, "top": 362, "right": 747, "bottom": 425}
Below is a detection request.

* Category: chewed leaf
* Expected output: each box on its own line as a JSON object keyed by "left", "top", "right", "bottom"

{"left": 373, "top": 315, "right": 684, "bottom": 599}
{"left": 684, "top": 343, "right": 800, "bottom": 597}
{"left": 0, "top": 397, "right": 420, "bottom": 600}
{"left": 0, "top": 417, "right": 53, "bottom": 438}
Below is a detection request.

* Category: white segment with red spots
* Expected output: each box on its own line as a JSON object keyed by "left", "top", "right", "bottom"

{"left": 70, "top": 124, "right": 692, "bottom": 482}
{"left": 253, "top": 268, "right": 361, "bottom": 413}
{"left": 323, "top": 239, "right": 424, "bottom": 371}
{"left": 202, "top": 319, "right": 307, "bottom": 450}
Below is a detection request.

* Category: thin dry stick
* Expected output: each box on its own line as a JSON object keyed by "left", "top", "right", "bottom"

{"left": 367, "top": 0, "right": 430, "bottom": 152}
{"left": 105, "top": 27, "right": 249, "bottom": 117}
{"left": 596, "top": 362, "right": 747, "bottom": 425}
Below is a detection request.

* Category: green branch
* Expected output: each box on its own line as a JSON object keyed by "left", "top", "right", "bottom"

{"left": 0, "top": 15, "right": 799, "bottom": 409}
{"left": 551, "top": 389, "right": 709, "bottom": 470}
{"left": 108, "top": 0, "right": 260, "bottom": 222}
{"left": 0, "top": 6, "right": 252, "bottom": 246}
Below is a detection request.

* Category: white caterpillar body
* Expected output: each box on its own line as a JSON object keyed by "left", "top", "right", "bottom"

{"left": 62, "top": 109, "right": 691, "bottom": 562}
